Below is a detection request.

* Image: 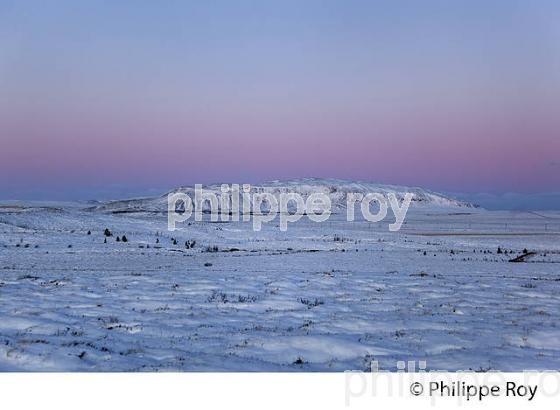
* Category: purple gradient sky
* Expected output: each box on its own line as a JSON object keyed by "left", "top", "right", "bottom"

{"left": 1, "top": 1, "right": 559, "bottom": 203}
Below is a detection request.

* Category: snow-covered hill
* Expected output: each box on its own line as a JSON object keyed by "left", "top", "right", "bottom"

{"left": 89, "top": 178, "right": 477, "bottom": 213}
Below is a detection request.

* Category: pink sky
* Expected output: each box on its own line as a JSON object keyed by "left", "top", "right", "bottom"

{"left": 1, "top": 1, "right": 559, "bottom": 199}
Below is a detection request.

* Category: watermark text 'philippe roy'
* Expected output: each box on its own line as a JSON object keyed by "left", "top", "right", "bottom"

{"left": 168, "top": 184, "right": 414, "bottom": 232}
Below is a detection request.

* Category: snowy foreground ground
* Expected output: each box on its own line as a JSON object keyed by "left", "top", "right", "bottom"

{"left": 0, "top": 204, "right": 559, "bottom": 371}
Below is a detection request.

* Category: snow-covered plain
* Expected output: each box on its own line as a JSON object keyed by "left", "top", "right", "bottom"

{"left": 1, "top": 184, "right": 559, "bottom": 371}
